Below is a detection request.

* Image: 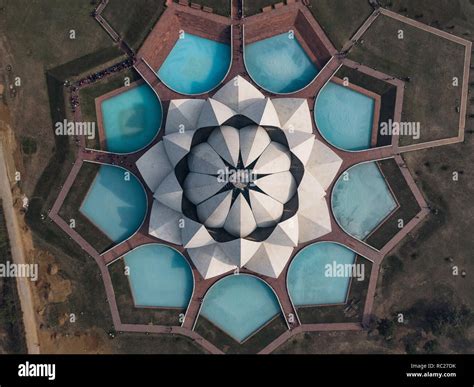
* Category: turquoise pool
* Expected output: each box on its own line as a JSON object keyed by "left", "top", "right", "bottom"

{"left": 332, "top": 162, "right": 397, "bottom": 240}
{"left": 200, "top": 275, "right": 281, "bottom": 342}
{"left": 124, "top": 244, "right": 193, "bottom": 308}
{"left": 158, "top": 33, "right": 231, "bottom": 95}
{"left": 315, "top": 82, "right": 375, "bottom": 151}
{"left": 80, "top": 164, "right": 147, "bottom": 243}
{"left": 287, "top": 242, "right": 355, "bottom": 306}
{"left": 100, "top": 84, "right": 161, "bottom": 153}
{"left": 245, "top": 33, "right": 319, "bottom": 93}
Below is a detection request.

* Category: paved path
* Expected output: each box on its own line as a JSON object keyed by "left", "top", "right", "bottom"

{"left": 0, "top": 142, "right": 40, "bottom": 354}
{"left": 258, "top": 323, "right": 362, "bottom": 354}
{"left": 341, "top": 9, "right": 380, "bottom": 53}
{"left": 118, "top": 324, "right": 224, "bottom": 354}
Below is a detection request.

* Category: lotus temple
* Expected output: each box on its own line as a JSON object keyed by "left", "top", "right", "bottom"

{"left": 49, "top": 0, "right": 471, "bottom": 353}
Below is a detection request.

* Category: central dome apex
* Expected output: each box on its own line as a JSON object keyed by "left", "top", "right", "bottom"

{"left": 184, "top": 124, "right": 297, "bottom": 237}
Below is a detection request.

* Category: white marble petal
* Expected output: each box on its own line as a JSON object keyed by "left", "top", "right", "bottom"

{"left": 149, "top": 200, "right": 182, "bottom": 245}
{"left": 197, "top": 191, "right": 233, "bottom": 228}
{"left": 183, "top": 173, "right": 227, "bottom": 205}
{"left": 188, "top": 244, "right": 236, "bottom": 279}
{"left": 165, "top": 99, "right": 205, "bottom": 134}
{"left": 188, "top": 142, "right": 226, "bottom": 175}
{"left": 249, "top": 190, "right": 283, "bottom": 227}
{"left": 153, "top": 172, "right": 183, "bottom": 212}
{"left": 207, "top": 125, "right": 240, "bottom": 167}
{"left": 253, "top": 142, "right": 291, "bottom": 174}
{"left": 239, "top": 125, "right": 270, "bottom": 167}
{"left": 224, "top": 194, "right": 257, "bottom": 237}
{"left": 254, "top": 171, "right": 296, "bottom": 204}
{"left": 212, "top": 75, "right": 265, "bottom": 112}
{"left": 136, "top": 142, "right": 173, "bottom": 192}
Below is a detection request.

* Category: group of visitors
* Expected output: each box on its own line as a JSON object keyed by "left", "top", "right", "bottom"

{"left": 68, "top": 58, "right": 134, "bottom": 111}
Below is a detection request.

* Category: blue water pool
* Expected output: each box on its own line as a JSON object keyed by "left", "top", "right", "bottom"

{"left": 80, "top": 164, "right": 147, "bottom": 243}
{"left": 332, "top": 162, "right": 397, "bottom": 240}
{"left": 100, "top": 84, "right": 161, "bottom": 153}
{"left": 124, "top": 244, "right": 193, "bottom": 308}
{"left": 245, "top": 33, "right": 319, "bottom": 93}
{"left": 200, "top": 275, "right": 281, "bottom": 342}
{"left": 288, "top": 242, "right": 355, "bottom": 306}
{"left": 158, "top": 33, "right": 231, "bottom": 95}
{"left": 315, "top": 82, "right": 375, "bottom": 151}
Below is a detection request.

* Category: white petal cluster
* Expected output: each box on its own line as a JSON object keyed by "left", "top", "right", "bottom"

{"left": 136, "top": 76, "right": 342, "bottom": 279}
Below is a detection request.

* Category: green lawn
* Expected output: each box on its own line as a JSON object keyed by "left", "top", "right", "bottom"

{"left": 308, "top": 0, "right": 373, "bottom": 49}
{"left": 103, "top": 0, "right": 166, "bottom": 50}
{"left": 379, "top": 0, "right": 474, "bottom": 36}
{"left": 349, "top": 14, "right": 466, "bottom": 145}
{"left": 2, "top": 0, "right": 112, "bottom": 67}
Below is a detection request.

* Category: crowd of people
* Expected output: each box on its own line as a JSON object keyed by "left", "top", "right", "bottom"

{"left": 68, "top": 58, "right": 134, "bottom": 112}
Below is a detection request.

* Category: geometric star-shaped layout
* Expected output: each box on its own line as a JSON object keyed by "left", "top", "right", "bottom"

{"left": 137, "top": 76, "right": 342, "bottom": 278}
{"left": 49, "top": 0, "right": 471, "bottom": 353}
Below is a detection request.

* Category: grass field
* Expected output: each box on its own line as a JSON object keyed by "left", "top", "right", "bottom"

{"left": 0, "top": 203, "right": 27, "bottom": 353}
{"left": 307, "top": 0, "right": 373, "bottom": 49}
{"left": 348, "top": 14, "right": 467, "bottom": 145}
{"left": 0, "top": 0, "right": 117, "bottom": 195}
{"left": 103, "top": 0, "right": 166, "bottom": 50}
{"left": 380, "top": 0, "right": 474, "bottom": 36}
